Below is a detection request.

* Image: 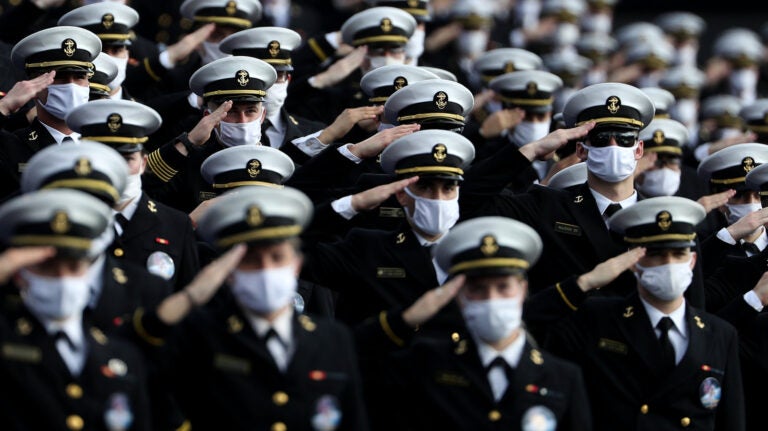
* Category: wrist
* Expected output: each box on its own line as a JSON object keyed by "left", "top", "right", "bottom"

{"left": 183, "top": 289, "right": 199, "bottom": 309}
{"left": 176, "top": 132, "right": 200, "bottom": 153}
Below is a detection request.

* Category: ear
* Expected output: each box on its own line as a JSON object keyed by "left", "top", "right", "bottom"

{"left": 689, "top": 251, "right": 697, "bottom": 270}
{"left": 575, "top": 142, "right": 588, "bottom": 161}
{"left": 634, "top": 140, "right": 644, "bottom": 160}
{"left": 139, "top": 154, "right": 148, "bottom": 173}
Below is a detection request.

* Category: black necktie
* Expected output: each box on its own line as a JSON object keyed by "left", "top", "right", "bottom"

{"left": 603, "top": 203, "right": 622, "bottom": 218}
{"left": 114, "top": 213, "right": 129, "bottom": 237}
{"left": 261, "top": 120, "right": 272, "bottom": 147}
{"left": 742, "top": 241, "right": 761, "bottom": 255}
{"left": 61, "top": 136, "right": 75, "bottom": 144}
{"left": 657, "top": 317, "right": 676, "bottom": 371}
{"left": 488, "top": 356, "right": 516, "bottom": 384}
{"left": 55, "top": 330, "right": 76, "bottom": 351}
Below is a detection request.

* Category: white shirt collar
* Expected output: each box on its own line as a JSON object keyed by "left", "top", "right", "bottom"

{"left": 639, "top": 295, "right": 688, "bottom": 340}
{"left": 114, "top": 191, "right": 142, "bottom": 222}
{"left": 476, "top": 331, "right": 527, "bottom": 369}
{"left": 412, "top": 230, "right": 445, "bottom": 248}
{"left": 246, "top": 306, "right": 294, "bottom": 346}
{"left": 43, "top": 313, "right": 85, "bottom": 350}
{"left": 742, "top": 227, "right": 768, "bottom": 253}
{"left": 40, "top": 121, "right": 80, "bottom": 145}
{"left": 590, "top": 187, "right": 638, "bottom": 217}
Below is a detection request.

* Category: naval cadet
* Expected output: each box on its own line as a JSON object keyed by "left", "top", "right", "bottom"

{"left": 0, "top": 188, "right": 152, "bottom": 431}
{"left": 143, "top": 55, "right": 277, "bottom": 213}
{"left": 218, "top": 26, "right": 330, "bottom": 165}
{"left": 459, "top": 82, "right": 709, "bottom": 308}
{"left": 146, "top": 186, "right": 370, "bottom": 430}
{"left": 88, "top": 52, "right": 119, "bottom": 101}
{"left": 65, "top": 99, "right": 201, "bottom": 292}
{"left": 0, "top": 25, "right": 101, "bottom": 200}
{"left": 544, "top": 196, "right": 746, "bottom": 431}
{"left": 356, "top": 216, "right": 593, "bottom": 431}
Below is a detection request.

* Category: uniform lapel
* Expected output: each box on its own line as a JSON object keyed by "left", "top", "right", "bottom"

{"left": 451, "top": 334, "right": 496, "bottom": 402}
{"left": 120, "top": 194, "right": 160, "bottom": 241}
{"left": 655, "top": 304, "right": 711, "bottom": 393}
{"left": 616, "top": 294, "right": 664, "bottom": 371}
{"left": 565, "top": 183, "right": 624, "bottom": 261}
{"left": 388, "top": 226, "right": 438, "bottom": 289}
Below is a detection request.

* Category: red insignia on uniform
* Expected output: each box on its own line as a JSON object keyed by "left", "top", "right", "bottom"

{"left": 309, "top": 370, "right": 326, "bottom": 381}
{"left": 113, "top": 317, "right": 123, "bottom": 326}
{"left": 101, "top": 365, "right": 115, "bottom": 378}
{"left": 155, "top": 237, "right": 169, "bottom": 245}
{"left": 525, "top": 384, "right": 539, "bottom": 393}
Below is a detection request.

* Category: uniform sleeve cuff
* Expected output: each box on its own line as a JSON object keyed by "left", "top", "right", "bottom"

{"left": 331, "top": 195, "right": 358, "bottom": 220}
{"left": 337, "top": 144, "right": 363, "bottom": 164}
{"left": 743, "top": 290, "right": 764, "bottom": 312}
{"left": 716, "top": 227, "right": 737, "bottom": 245}
{"left": 146, "top": 143, "right": 184, "bottom": 182}
{"left": 378, "top": 308, "right": 413, "bottom": 347}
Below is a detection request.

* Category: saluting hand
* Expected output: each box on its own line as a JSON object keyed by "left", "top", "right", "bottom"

{"left": 166, "top": 23, "right": 216, "bottom": 65}
{"left": 576, "top": 247, "right": 646, "bottom": 292}
{"left": 697, "top": 189, "right": 736, "bottom": 213}
{"left": 402, "top": 275, "right": 465, "bottom": 328}
{"left": 726, "top": 206, "right": 768, "bottom": 241}
{"left": 0, "top": 247, "right": 56, "bottom": 285}
{"left": 317, "top": 106, "right": 384, "bottom": 144}
{"left": 520, "top": 121, "right": 596, "bottom": 162}
{"left": 351, "top": 176, "right": 419, "bottom": 212}
{"left": 0, "top": 71, "right": 55, "bottom": 116}
{"left": 349, "top": 123, "right": 420, "bottom": 159}
{"left": 478, "top": 107, "right": 525, "bottom": 139}
{"left": 176, "top": 100, "right": 233, "bottom": 155}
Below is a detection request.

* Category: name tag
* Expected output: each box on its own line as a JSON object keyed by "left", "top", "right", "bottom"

{"left": 376, "top": 267, "right": 406, "bottom": 278}
{"left": 554, "top": 222, "right": 582, "bottom": 236}
{"left": 378, "top": 207, "right": 404, "bottom": 218}
{"left": 434, "top": 371, "right": 470, "bottom": 387}
{"left": 598, "top": 338, "right": 628, "bottom": 355}
{"left": 1, "top": 343, "right": 42, "bottom": 363}
{"left": 213, "top": 354, "right": 251, "bottom": 374}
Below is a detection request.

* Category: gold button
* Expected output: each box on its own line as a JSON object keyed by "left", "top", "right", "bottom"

{"left": 114, "top": 248, "right": 124, "bottom": 257}
{"left": 488, "top": 410, "right": 501, "bottom": 421}
{"left": 271, "top": 422, "right": 287, "bottom": 431}
{"left": 272, "top": 391, "right": 289, "bottom": 406}
{"left": 66, "top": 415, "right": 84, "bottom": 430}
{"left": 681, "top": 417, "right": 691, "bottom": 427}
{"left": 640, "top": 404, "right": 649, "bottom": 414}
{"left": 65, "top": 384, "right": 82, "bottom": 399}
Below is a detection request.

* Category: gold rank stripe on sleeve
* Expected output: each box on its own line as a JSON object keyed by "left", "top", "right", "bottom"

{"left": 132, "top": 308, "right": 165, "bottom": 346}
{"left": 379, "top": 311, "right": 405, "bottom": 347}
{"left": 143, "top": 57, "right": 162, "bottom": 82}
{"left": 147, "top": 150, "right": 178, "bottom": 183}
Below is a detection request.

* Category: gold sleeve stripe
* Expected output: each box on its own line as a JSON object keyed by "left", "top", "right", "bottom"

{"left": 143, "top": 57, "right": 161, "bottom": 82}
{"left": 147, "top": 151, "right": 177, "bottom": 182}
{"left": 307, "top": 38, "right": 328, "bottom": 62}
{"left": 132, "top": 308, "right": 165, "bottom": 346}
{"left": 555, "top": 282, "right": 578, "bottom": 311}
{"left": 379, "top": 311, "right": 405, "bottom": 347}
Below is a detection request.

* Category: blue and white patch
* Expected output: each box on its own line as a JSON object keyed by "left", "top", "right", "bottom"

{"left": 104, "top": 392, "right": 133, "bottom": 431}
{"left": 699, "top": 377, "right": 721, "bottom": 409}
{"left": 311, "top": 394, "right": 342, "bottom": 431}
{"left": 522, "top": 405, "right": 557, "bottom": 431}
{"left": 293, "top": 292, "right": 305, "bottom": 314}
{"left": 146, "top": 251, "right": 175, "bottom": 280}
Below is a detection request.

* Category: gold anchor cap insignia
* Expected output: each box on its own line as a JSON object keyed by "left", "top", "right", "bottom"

{"left": 101, "top": 13, "right": 115, "bottom": 29}
{"left": 246, "top": 205, "right": 263, "bottom": 226}
{"left": 653, "top": 129, "right": 665, "bottom": 144}
{"left": 62, "top": 39, "right": 76, "bottom": 57}
{"left": 432, "top": 143, "right": 447, "bottom": 162}
{"left": 480, "top": 235, "right": 498, "bottom": 256}
{"left": 236, "top": 70, "right": 250, "bottom": 87}
{"left": 107, "top": 113, "right": 122, "bottom": 132}
{"left": 268, "top": 40, "right": 280, "bottom": 57}
{"left": 246, "top": 159, "right": 261, "bottom": 178}
{"left": 656, "top": 210, "right": 672, "bottom": 231}
{"left": 434, "top": 91, "right": 448, "bottom": 110}
{"left": 606, "top": 95, "right": 621, "bottom": 114}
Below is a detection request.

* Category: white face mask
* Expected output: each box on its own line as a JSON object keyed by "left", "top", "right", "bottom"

{"left": 583, "top": 144, "right": 638, "bottom": 182}
{"left": 367, "top": 55, "right": 404, "bottom": 71}
{"left": 403, "top": 186, "right": 460, "bottom": 237}
{"left": 670, "top": 99, "right": 698, "bottom": 131}
{"left": 510, "top": 120, "right": 551, "bottom": 147}
{"left": 108, "top": 55, "right": 129, "bottom": 90}
{"left": 40, "top": 83, "right": 90, "bottom": 120}
{"left": 726, "top": 202, "right": 762, "bottom": 225}
{"left": 215, "top": 119, "right": 263, "bottom": 147}
{"left": 19, "top": 268, "right": 92, "bottom": 320}
{"left": 457, "top": 31, "right": 489, "bottom": 58}
{"left": 580, "top": 13, "right": 613, "bottom": 34}
{"left": 461, "top": 295, "right": 523, "bottom": 344}
{"left": 636, "top": 259, "right": 693, "bottom": 301}
{"left": 405, "top": 27, "right": 426, "bottom": 64}
{"left": 637, "top": 167, "right": 681, "bottom": 197}
{"left": 231, "top": 265, "right": 298, "bottom": 314}
{"left": 264, "top": 81, "right": 289, "bottom": 119}
{"left": 118, "top": 172, "right": 142, "bottom": 206}
{"left": 201, "top": 40, "right": 230, "bottom": 65}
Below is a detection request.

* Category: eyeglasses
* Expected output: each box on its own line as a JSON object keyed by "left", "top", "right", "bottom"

{"left": 587, "top": 130, "right": 638, "bottom": 147}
